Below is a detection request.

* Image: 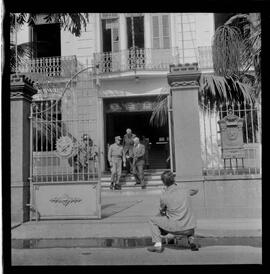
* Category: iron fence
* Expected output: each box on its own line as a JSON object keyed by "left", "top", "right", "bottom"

{"left": 200, "top": 99, "right": 261, "bottom": 176}
{"left": 30, "top": 69, "right": 101, "bottom": 183}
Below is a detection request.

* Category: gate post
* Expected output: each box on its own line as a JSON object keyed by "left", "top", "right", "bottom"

{"left": 10, "top": 74, "right": 37, "bottom": 225}
{"left": 167, "top": 64, "right": 203, "bottom": 182}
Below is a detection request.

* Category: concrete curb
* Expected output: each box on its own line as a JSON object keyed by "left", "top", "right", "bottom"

{"left": 12, "top": 236, "right": 262, "bottom": 249}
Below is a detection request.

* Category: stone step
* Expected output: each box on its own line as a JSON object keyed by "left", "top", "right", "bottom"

{"left": 101, "top": 174, "right": 163, "bottom": 182}
{"left": 101, "top": 180, "right": 164, "bottom": 187}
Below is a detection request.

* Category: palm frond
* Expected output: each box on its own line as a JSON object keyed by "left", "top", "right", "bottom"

{"left": 212, "top": 25, "right": 244, "bottom": 77}
{"left": 200, "top": 74, "right": 254, "bottom": 108}
{"left": 150, "top": 96, "right": 168, "bottom": 127}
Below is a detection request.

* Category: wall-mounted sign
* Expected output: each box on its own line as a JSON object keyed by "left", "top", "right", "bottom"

{"left": 218, "top": 109, "right": 245, "bottom": 159}
{"left": 101, "top": 13, "right": 119, "bottom": 19}
{"left": 106, "top": 100, "right": 155, "bottom": 113}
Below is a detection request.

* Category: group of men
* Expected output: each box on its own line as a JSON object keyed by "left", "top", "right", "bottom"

{"left": 108, "top": 128, "right": 148, "bottom": 190}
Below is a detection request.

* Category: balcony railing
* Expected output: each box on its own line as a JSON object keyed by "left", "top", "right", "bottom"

{"left": 18, "top": 55, "right": 78, "bottom": 82}
{"left": 94, "top": 47, "right": 213, "bottom": 74}
{"left": 17, "top": 47, "right": 213, "bottom": 81}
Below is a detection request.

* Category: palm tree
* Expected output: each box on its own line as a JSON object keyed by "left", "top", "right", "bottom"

{"left": 150, "top": 13, "right": 261, "bottom": 127}
{"left": 10, "top": 13, "right": 89, "bottom": 73}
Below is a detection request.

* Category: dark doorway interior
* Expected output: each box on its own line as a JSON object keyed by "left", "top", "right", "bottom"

{"left": 105, "top": 111, "right": 169, "bottom": 170}
{"left": 32, "top": 23, "right": 61, "bottom": 58}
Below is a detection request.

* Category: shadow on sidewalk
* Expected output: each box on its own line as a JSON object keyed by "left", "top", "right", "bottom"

{"left": 101, "top": 200, "right": 143, "bottom": 219}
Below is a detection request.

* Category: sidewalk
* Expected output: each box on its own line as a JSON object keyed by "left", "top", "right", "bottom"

{"left": 12, "top": 190, "right": 262, "bottom": 249}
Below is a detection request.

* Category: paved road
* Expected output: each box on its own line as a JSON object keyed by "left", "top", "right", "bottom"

{"left": 12, "top": 246, "right": 262, "bottom": 265}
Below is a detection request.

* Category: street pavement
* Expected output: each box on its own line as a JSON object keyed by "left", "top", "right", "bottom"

{"left": 12, "top": 245, "right": 262, "bottom": 265}
{"left": 11, "top": 189, "right": 262, "bottom": 266}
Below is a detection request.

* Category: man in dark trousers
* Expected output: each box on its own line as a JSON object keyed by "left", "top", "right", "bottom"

{"left": 147, "top": 170, "right": 199, "bottom": 252}
{"left": 123, "top": 128, "right": 136, "bottom": 174}
{"left": 108, "top": 136, "right": 126, "bottom": 190}
{"left": 132, "top": 137, "right": 146, "bottom": 189}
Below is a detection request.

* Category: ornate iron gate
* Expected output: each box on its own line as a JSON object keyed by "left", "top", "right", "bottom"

{"left": 29, "top": 67, "right": 101, "bottom": 220}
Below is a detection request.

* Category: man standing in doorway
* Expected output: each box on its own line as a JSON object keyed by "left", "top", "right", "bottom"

{"left": 123, "top": 128, "right": 136, "bottom": 174}
{"left": 108, "top": 136, "right": 126, "bottom": 190}
{"left": 132, "top": 137, "right": 146, "bottom": 189}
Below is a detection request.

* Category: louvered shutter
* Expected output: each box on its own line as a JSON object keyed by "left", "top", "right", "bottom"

{"left": 152, "top": 15, "right": 160, "bottom": 49}
{"left": 162, "top": 15, "right": 170, "bottom": 49}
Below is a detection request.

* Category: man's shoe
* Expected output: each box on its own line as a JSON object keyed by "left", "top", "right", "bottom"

{"left": 134, "top": 182, "right": 141, "bottom": 186}
{"left": 141, "top": 185, "right": 146, "bottom": 189}
{"left": 110, "top": 183, "right": 114, "bottom": 190}
{"left": 147, "top": 246, "right": 164, "bottom": 253}
{"left": 114, "top": 184, "right": 122, "bottom": 190}
{"left": 190, "top": 243, "right": 199, "bottom": 251}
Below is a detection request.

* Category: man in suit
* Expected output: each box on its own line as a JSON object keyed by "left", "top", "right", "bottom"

{"left": 132, "top": 137, "right": 146, "bottom": 189}
{"left": 123, "top": 128, "right": 136, "bottom": 174}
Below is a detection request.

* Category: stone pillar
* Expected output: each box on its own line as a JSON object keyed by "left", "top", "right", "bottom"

{"left": 167, "top": 64, "right": 203, "bottom": 182}
{"left": 10, "top": 74, "right": 37, "bottom": 224}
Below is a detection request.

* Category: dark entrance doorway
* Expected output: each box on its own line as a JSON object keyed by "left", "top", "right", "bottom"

{"left": 104, "top": 99, "right": 169, "bottom": 170}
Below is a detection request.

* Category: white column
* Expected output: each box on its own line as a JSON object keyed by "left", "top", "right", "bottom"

{"left": 170, "top": 13, "right": 178, "bottom": 63}
{"left": 119, "top": 13, "right": 127, "bottom": 70}
{"left": 95, "top": 13, "right": 101, "bottom": 53}
{"left": 144, "top": 13, "right": 151, "bottom": 68}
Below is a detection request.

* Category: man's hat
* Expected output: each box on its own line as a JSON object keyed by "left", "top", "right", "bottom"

{"left": 115, "top": 136, "right": 122, "bottom": 141}
{"left": 82, "top": 134, "right": 90, "bottom": 140}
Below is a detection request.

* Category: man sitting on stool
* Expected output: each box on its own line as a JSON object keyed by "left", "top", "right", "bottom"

{"left": 147, "top": 171, "right": 199, "bottom": 252}
{"left": 108, "top": 136, "right": 126, "bottom": 190}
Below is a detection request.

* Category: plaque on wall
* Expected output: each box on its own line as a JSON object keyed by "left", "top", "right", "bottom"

{"left": 218, "top": 109, "right": 245, "bottom": 159}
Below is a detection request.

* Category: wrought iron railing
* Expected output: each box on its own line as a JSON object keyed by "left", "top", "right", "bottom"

{"left": 94, "top": 47, "right": 180, "bottom": 73}
{"left": 94, "top": 47, "right": 214, "bottom": 73}
{"left": 17, "top": 47, "right": 213, "bottom": 80}
{"left": 18, "top": 55, "right": 78, "bottom": 82}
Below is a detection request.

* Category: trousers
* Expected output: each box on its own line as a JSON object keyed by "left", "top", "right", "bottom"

{"left": 149, "top": 215, "right": 195, "bottom": 243}
{"left": 133, "top": 160, "right": 145, "bottom": 186}
{"left": 111, "top": 158, "right": 122, "bottom": 185}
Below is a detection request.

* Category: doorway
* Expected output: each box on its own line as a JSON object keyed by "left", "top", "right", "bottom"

{"left": 104, "top": 111, "right": 169, "bottom": 170}
{"left": 126, "top": 16, "right": 145, "bottom": 69}
{"left": 32, "top": 23, "right": 61, "bottom": 58}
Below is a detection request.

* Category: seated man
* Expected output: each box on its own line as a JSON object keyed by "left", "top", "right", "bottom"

{"left": 148, "top": 171, "right": 199, "bottom": 253}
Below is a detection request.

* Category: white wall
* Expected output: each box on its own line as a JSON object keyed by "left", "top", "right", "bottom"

{"left": 14, "top": 24, "right": 30, "bottom": 45}
{"left": 61, "top": 14, "right": 98, "bottom": 67}
{"left": 173, "top": 13, "right": 214, "bottom": 64}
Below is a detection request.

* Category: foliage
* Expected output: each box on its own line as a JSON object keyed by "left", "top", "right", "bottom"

{"left": 10, "top": 13, "right": 89, "bottom": 37}
{"left": 10, "top": 13, "right": 89, "bottom": 73}
{"left": 150, "top": 13, "right": 261, "bottom": 127}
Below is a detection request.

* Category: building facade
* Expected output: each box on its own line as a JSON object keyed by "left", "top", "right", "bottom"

{"left": 16, "top": 13, "right": 215, "bottom": 172}
{"left": 12, "top": 13, "right": 261, "bottom": 222}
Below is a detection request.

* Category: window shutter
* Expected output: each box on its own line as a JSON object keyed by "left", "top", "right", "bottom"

{"left": 112, "top": 27, "right": 119, "bottom": 52}
{"left": 152, "top": 15, "right": 160, "bottom": 49}
{"left": 162, "top": 15, "right": 170, "bottom": 49}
